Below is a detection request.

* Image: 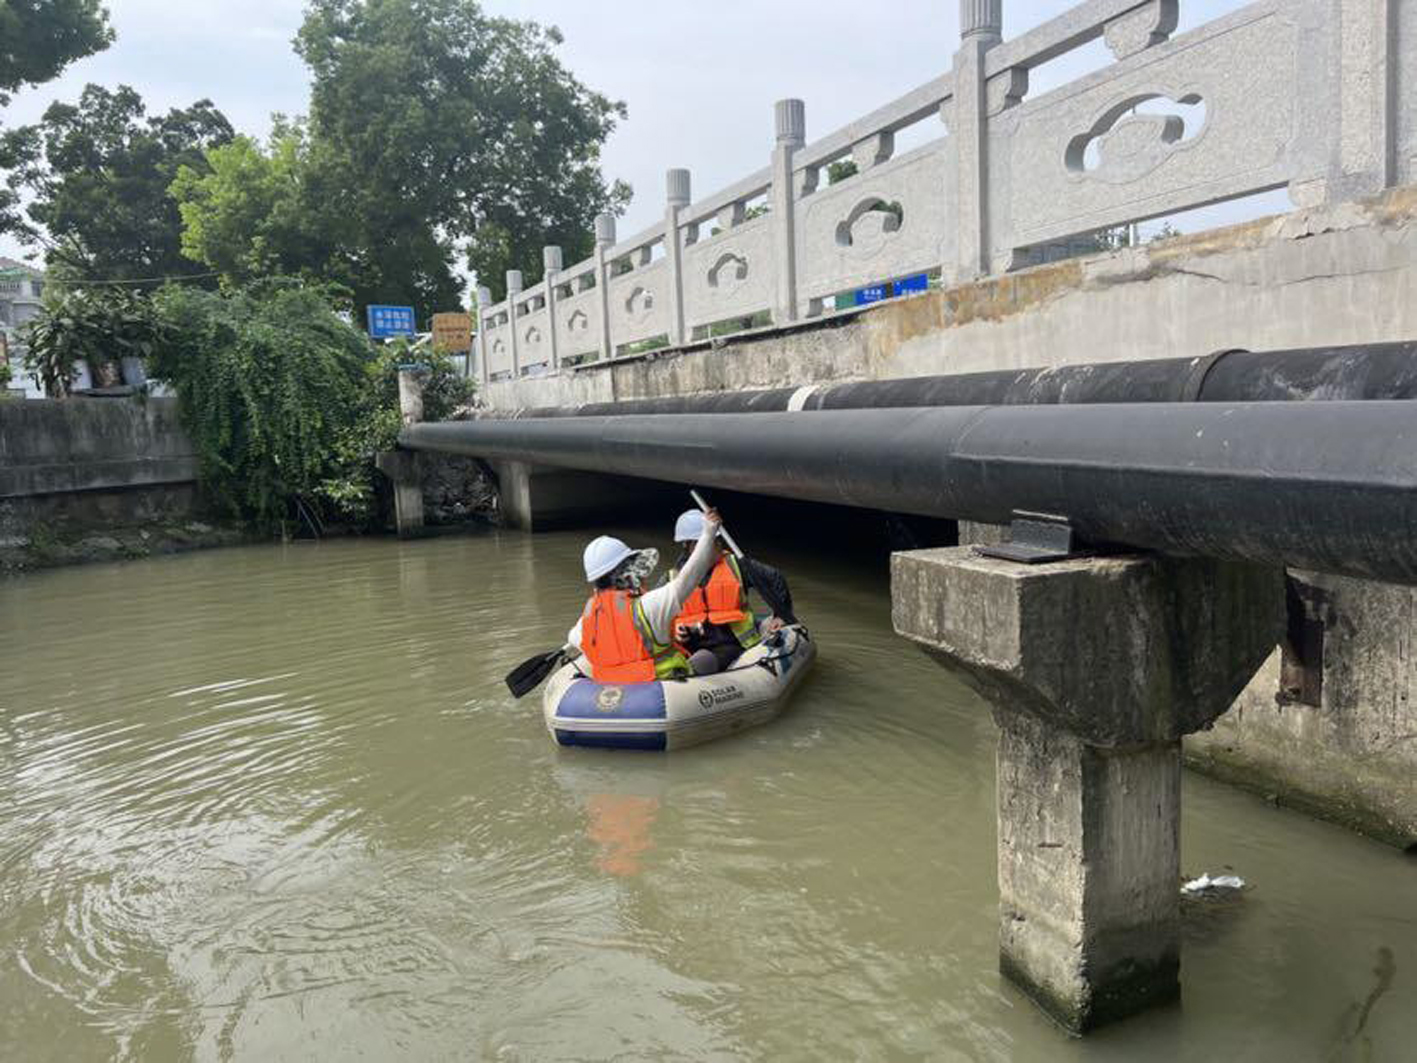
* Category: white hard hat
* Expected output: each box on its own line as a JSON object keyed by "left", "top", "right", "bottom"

{"left": 583, "top": 535, "right": 635, "bottom": 581}
{"left": 673, "top": 509, "right": 706, "bottom": 542}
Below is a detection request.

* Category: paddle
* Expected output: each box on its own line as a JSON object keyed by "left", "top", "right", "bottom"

{"left": 505, "top": 646, "right": 567, "bottom": 698}
{"left": 689, "top": 489, "right": 794, "bottom": 627}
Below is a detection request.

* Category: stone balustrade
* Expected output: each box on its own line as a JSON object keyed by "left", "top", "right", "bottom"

{"left": 476, "top": 0, "right": 1411, "bottom": 383}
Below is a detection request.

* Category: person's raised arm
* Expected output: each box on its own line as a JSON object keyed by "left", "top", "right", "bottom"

{"left": 636, "top": 508, "right": 722, "bottom": 644}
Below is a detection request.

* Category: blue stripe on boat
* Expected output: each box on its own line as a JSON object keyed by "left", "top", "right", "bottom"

{"left": 556, "top": 678, "right": 667, "bottom": 720}
{"left": 555, "top": 729, "right": 667, "bottom": 751}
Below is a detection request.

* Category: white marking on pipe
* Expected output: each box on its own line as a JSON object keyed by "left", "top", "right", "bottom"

{"left": 786, "top": 385, "right": 818, "bottom": 412}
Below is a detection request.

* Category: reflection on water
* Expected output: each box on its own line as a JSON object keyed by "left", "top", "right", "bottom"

{"left": 1, "top": 529, "right": 1415, "bottom": 1061}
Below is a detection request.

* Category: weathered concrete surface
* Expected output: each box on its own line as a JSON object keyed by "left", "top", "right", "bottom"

{"left": 997, "top": 712, "right": 1181, "bottom": 1033}
{"left": 492, "top": 460, "right": 678, "bottom": 532}
{"left": 1186, "top": 573, "right": 1417, "bottom": 848}
{"left": 891, "top": 547, "right": 1283, "bottom": 1031}
{"left": 482, "top": 187, "right": 1417, "bottom": 412}
{"left": 0, "top": 396, "right": 197, "bottom": 499}
{"left": 890, "top": 549, "right": 1285, "bottom": 746}
{"left": 374, "top": 450, "right": 426, "bottom": 539}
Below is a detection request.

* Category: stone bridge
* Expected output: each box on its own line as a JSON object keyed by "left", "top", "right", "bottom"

{"left": 395, "top": 0, "right": 1417, "bottom": 1035}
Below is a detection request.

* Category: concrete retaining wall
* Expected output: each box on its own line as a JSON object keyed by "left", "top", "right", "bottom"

{"left": 0, "top": 396, "right": 200, "bottom": 524}
{"left": 0, "top": 396, "right": 198, "bottom": 498}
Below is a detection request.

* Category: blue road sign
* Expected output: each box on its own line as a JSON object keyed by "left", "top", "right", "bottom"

{"left": 853, "top": 273, "right": 929, "bottom": 306}
{"left": 367, "top": 304, "right": 417, "bottom": 339}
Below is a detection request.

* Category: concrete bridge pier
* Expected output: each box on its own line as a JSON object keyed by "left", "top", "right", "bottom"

{"left": 891, "top": 548, "right": 1284, "bottom": 1032}
{"left": 375, "top": 367, "right": 430, "bottom": 539}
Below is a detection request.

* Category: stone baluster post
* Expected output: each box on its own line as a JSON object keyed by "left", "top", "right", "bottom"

{"left": 664, "top": 168, "right": 691, "bottom": 348}
{"left": 953, "top": 0, "right": 1002, "bottom": 281}
{"left": 475, "top": 285, "right": 492, "bottom": 386}
{"left": 593, "top": 213, "right": 617, "bottom": 362}
{"left": 771, "top": 99, "right": 806, "bottom": 325}
{"left": 543, "top": 246, "right": 564, "bottom": 371}
{"left": 505, "top": 270, "right": 524, "bottom": 378}
{"left": 1332, "top": 0, "right": 1400, "bottom": 196}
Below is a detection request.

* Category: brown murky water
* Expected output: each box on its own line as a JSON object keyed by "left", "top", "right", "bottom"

{"left": 2, "top": 531, "right": 1415, "bottom": 1061}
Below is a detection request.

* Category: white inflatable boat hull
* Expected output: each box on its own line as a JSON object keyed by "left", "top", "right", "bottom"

{"left": 542, "top": 626, "right": 817, "bottom": 751}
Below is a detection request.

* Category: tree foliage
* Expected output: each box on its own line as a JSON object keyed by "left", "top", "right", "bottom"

{"left": 4, "top": 84, "right": 233, "bottom": 280}
{"left": 0, "top": 0, "right": 113, "bottom": 106}
{"left": 172, "top": 0, "right": 629, "bottom": 315}
{"left": 149, "top": 281, "right": 374, "bottom": 529}
{"left": 0, "top": 0, "right": 114, "bottom": 234}
{"left": 149, "top": 280, "right": 473, "bottom": 531}
{"left": 171, "top": 123, "right": 343, "bottom": 292}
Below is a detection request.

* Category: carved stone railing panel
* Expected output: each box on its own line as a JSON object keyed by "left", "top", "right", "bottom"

{"left": 468, "top": 0, "right": 1405, "bottom": 381}
{"left": 517, "top": 304, "right": 552, "bottom": 373}
{"left": 556, "top": 285, "right": 601, "bottom": 362}
{"left": 998, "top": 1, "right": 1305, "bottom": 254}
{"left": 484, "top": 318, "right": 514, "bottom": 380}
{"left": 682, "top": 214, "right": 776, "bottom": 330}
{"left": 607, "top": 259, "right": 669, "bottom": 349}
{"left": 795, "top": 139, "right": 952, "bottom": 302}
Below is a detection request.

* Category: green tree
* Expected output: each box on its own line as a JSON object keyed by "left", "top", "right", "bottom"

{"left": 4, "top": 84, "right": 233, "bottom": 281}
{"left": 0, "top": 0, "right": 114, "bottom": 234}
{"left": 293, "top": 0, "right": 630, "bottom": 306}
{"left": 171, "top": 123, "right": 346, "bottom": 292}
{"left": 0, "top": 0, "right": 112, "bottom": 105}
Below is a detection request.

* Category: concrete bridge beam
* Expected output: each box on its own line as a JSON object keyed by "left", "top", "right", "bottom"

{"left": 891, "top": 547, "right": 1283, "bottom": 1032}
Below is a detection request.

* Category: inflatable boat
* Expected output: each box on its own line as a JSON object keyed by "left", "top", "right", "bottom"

{"left": 542, "top": 625, "right": 816, "bottom": 751}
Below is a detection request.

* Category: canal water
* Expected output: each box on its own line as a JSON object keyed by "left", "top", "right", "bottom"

{"left": 2, "top": 527, "right": 1414, "bottom": 1061}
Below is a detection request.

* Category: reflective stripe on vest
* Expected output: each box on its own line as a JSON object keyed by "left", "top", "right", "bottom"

{"left": 582, "top": 589, "right": 689, "bottom": 683}
{"left": 671, "top": 554, "right": 761, "bottom": 651}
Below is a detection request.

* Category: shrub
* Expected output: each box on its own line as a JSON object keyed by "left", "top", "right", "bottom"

{"left": 23, "top": 286, "right": 165, "bottom": 396}
{"left": 150, "top": 280, "right": 374, "bottom": 531}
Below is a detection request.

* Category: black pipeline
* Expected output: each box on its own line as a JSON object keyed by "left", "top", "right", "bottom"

{"left": 493, "top": 341, "right": 1417, "bottom": 418}
{"left": 402, "top": 402, "right": 1417, "bottom": 584}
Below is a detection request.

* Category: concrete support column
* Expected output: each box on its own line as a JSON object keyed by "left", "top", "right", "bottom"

{"left": 475, "top": 285, "right": 492, "bottom": 386}
{"left": 996, "top": 712, "right": 1181, "bottom": 1032}
{"left": 543, "top": 246, "right": 564, "bottom": 371}
{"left": 664, "top": 168, "right": 691, "bottom": 348}
{"left": 892, "top": 547, "right": 1283, "bottom": 1032}
{"left": 951, "top": 1, "right": 1002, "bottom": 281}
{"left": 396, "top": 366, "right": 424, "bottom": 426}
{"left": 505, "top": 270, "right": 524, "bottom": 378}
{"left": 376, "top": 366, "right": 428, "bottom": 539}
{"left": 771, "top": 99, "right": 805, "bottom": 325}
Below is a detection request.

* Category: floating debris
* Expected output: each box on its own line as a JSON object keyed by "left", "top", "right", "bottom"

{"left": 1182, "top": 872, "right": 1246, "bottom": 894}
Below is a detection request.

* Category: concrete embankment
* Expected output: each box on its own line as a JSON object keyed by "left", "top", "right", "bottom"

{"left": 0, "top": 396, "right": 497, "bottom": 572}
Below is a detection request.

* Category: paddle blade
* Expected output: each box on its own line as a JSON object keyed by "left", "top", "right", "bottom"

{"left": 505, "top": 649, "right": 564, "bottom": 698}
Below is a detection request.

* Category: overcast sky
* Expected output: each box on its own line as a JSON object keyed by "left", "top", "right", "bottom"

{"left": 1, "top": 0, "right": 1268, "bottom": 272}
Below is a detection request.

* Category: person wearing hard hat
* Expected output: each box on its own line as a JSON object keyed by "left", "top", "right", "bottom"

{"left": 665, "top": 508, "right": 797, "bottom": 676}
{"left": 567, "top": 508, "right": 725, "bottom": 684}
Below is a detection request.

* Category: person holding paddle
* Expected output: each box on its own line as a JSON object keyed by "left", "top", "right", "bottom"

{"left": 564, "top": 507, "right": 725, "bottom": 685}
{"left": 664, "top": 509, "right": 797, "bottom": 676}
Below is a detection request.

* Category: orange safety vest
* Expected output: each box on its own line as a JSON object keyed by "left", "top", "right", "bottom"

{"left": 672, "top": 554, "right": 761, "bottom": 652}
{"left": 581, "top": 588, "right": 689, "bottom": 683}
